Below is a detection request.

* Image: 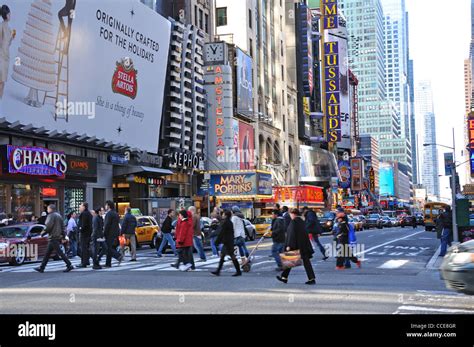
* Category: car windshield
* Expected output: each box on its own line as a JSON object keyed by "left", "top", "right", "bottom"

{"left": 0, "top": 226, "right": 28, "bottom": 238}
{"left": 254, "top": 217, "right": 271, "bottom": 224}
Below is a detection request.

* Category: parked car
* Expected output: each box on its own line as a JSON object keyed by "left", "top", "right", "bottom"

{"left": 0, "top": 224, "right": 68, "bottom": 266}
{"left": 380, "top": 216, "right": 392, "bottom": 228}
{"left": 244, "top": 219, "right": 257, "bottom": 241}
{"left": 319, "top": 211, "right": 337, "bottom": 233}
{"left": 364, "top": 214, "right": 383, "bottom": 229}
{"left": 440, "top": 240, "right": 474, "bottom": 295}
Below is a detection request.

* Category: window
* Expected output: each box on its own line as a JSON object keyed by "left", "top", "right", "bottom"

{"left": 249, "top": 38, "right": 253, "bottom": 57}
{"left": 216, "top": 7, "right": 227, "bottom": 27}
{"left": 249, "top": 9, "right": 252, "bottom": 29}
{"left": 199, "top": 9, "right": 203, "bottom": 30}
{"left": 205, "top": 13, "right": 209, "bottom": 33}
{"left": 194, "top": 5, "right": 198, "bottom": 26}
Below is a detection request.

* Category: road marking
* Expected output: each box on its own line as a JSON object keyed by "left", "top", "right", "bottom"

{"left": 378, "top": 260, "right": 409, "bottom": 269}
{"left": 356, "top": 231, "right": 424, "bottom": 257}
{"left": 426, "top": 245, "right": 441, "bottom": 270}
{"left": 396, "top": 305, "right": 474, "bottom": 314}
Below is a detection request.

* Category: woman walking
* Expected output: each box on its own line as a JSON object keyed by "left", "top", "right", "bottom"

{"left": 211, "top": 210, "right": 242, "bottom": 277}
{"left": 277, "top": 209, "right": 316, "bottom": 285}
{"left": 172, "top": 210, "right": 195, "bottom": 271}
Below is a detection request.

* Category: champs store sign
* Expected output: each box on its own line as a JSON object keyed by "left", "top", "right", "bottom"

{"left": 2, "top": 146, "right": 67, "bottom": 178}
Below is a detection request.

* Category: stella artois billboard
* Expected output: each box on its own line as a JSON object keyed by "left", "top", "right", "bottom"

{"left": 0, "top": 0, "right": 171, "bottom": 153}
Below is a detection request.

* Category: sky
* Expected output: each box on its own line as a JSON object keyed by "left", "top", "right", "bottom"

{"left": 406, "top": 0, "right": 471, "bottom": 201}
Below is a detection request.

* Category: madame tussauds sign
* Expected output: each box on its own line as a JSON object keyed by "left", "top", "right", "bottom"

{"left": 6, "top": 146, "right": 67, "bottom": 178}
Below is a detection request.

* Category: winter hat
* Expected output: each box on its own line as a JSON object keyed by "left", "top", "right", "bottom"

{"left": 232, "top": 206, "right": 240, "bottom": 213}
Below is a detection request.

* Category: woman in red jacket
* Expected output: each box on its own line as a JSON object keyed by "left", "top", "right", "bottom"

{"left": 172, "top": 210, "right": 195, "bottom": 271}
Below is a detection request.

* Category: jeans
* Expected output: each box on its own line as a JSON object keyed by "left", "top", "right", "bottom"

{"left": 210, "top": 236, "right": 219, "bottom": 256}
{"left": 234, "top": 237, "right": 249, "bottom": 258}
{"left": 121, "top": 234, "right": 137, "bottom": 260}
{"left": 311, "top": 235, "right": 327, "bottom": 257}
{"left": 440, "top": 228, "right": 453, "bottom": 257}
{"left": 40, "top": 239, "right": 72, "bottom": 270}
{"left": 281, "top": 256, "right": 315, "bottom": 281}
{"left": 68, "top": 238, "right": 78, "bottom": 257}
{"left": 157, "top": 233, "right": 177, "bottom": 256}
{"left": 271, "top": 242, "right": 285, "bottom": 267}
{"left": 193, "top": 236, "right": 206, "bottom": 261}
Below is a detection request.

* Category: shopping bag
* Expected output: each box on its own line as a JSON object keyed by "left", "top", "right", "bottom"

{"left": 118, "top": 235, "right": 127, "bottom": 248}
{"left": 280, "top": 250, "right": 302, "bottom": 269}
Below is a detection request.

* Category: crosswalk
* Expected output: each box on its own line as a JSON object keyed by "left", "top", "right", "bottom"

{"left": 0, "top": 254, "right": 268, "bottom": 274}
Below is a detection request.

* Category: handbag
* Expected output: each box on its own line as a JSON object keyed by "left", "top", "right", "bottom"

{"left": 280, "top": 250, "right": 302, "bottom": 269}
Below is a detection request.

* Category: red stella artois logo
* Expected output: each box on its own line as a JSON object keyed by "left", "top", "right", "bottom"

{"left": 112, "top": 57, "right": 138, "bottom": 99}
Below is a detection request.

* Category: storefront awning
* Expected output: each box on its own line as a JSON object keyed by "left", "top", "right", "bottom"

{"left": 114, "top": 165, "right": 174, "bottom": 177}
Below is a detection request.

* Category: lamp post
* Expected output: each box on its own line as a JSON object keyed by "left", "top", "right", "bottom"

{"left": 423, "top": 128, "right": 459, "bottom": 243}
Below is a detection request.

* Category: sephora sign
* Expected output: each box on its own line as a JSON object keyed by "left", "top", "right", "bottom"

{"left": 6, "top": 146, "right": 67, "bottom": 178}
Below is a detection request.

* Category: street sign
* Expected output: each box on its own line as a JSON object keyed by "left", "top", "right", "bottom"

{"left": 444, "top": 152, "right": 454, "bottom": 176}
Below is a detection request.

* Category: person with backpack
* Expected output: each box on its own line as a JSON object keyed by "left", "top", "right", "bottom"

{"left": 120, "top": 207, "right": 138, "bottom": 261}
{"left": 231, "top": 206, "right": 249, "bottom": 259}
{"left": 303, "top": 207, "right": 328, "bottom": 261}
{"left": 334, "top": 210, "right": 361, "bottom": 270}
{"left": 271, "top": 209, "right": 286, "bottom": 271}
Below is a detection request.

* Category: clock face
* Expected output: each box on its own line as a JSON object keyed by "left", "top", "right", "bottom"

{"left": 205, "top": 43, "right": 225, "bottom": 63}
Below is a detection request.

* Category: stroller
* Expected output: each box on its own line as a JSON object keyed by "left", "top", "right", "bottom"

{"left": 241, "top": 231, "right": 271, "bottom": 272}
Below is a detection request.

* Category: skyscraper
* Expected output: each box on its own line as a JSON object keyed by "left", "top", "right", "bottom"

{"left": 416, "top": 81, "right": 440, "bottom": 199}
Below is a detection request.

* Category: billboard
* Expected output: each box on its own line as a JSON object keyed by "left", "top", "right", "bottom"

{"left": 298, "top": 3, "right": 313, "bottom": 97}
{"left": 238, "top": 121, "right": 255, "bottom": 170}
{"left": 0, "top": 0, "right": 171, "bottom": 153}
{"left": 204, "top": 64, "right": 236, "bottom": 170}
{"left": 379, "top": 164, "right": 395, "bottom": 197}
{"left": 257, "top": 172, "right": 272, "bottom": 195}
{"left": 350, "top": 158, "right": 363, "bottom": 191}
{"left": 324, "top": 41, "right": 341, "bottom": 142}
{"left": 337, "top": 160, "right": 351, "bottom": 189}
{"left": 299, "top": 145, "right": 339, "bottom": 182}
{"left": 209, "top": 172, "right": 257, "bottom": 197}
{"left": 235, "top": 48, "right": 253, "bottom": 117}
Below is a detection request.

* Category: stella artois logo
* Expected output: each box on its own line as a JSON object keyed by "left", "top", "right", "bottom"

{"left": 112, "top": 57, "right": 138, "bottom": 99}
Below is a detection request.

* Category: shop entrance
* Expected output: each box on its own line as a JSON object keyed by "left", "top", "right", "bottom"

{"left": 41, "top": 199, "right": 59, "bottom": 214}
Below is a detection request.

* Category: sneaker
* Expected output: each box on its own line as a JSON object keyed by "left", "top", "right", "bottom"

{"left": 130, "top": 259, "right": 137, "bottom": 262}
{"left": 305, "top": 279, "right": 316, "bottom": 285}
{"left": 179, "top": 263, "right": 192, "bottom": 272}
{"left": 276, "top": 276, "right": 288, "bottom": 284}
{"left": 34, "top": 267, "right": 44, "bottom": 273}
{"left": 335, "top": 266, "right": 345, "bottom": 270}
{"left": 63, "top": 266, "right": 74, "bottom": 273}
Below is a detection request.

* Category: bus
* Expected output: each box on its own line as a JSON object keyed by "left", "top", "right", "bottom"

{"left": 423, "top": 202, "right": 449, "bottom": 231}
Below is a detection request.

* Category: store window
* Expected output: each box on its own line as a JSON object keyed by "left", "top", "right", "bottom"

{"left": 11, "top": 184, "right": 36, "bottom": 222}
{"left": 64, "top": 188, "right": 85, "bottom": 216}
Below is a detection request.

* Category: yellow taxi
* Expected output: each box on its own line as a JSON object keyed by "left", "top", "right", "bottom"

{"left": 253, "top": 216, "right": 273, "bottom": 237}
{"left": 122, "top": 216, "right": 161, "bottom": 248}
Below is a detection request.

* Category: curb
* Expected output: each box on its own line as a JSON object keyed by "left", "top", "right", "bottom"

{"left": 426, "top": 245, "right": 441, "bottom": 270}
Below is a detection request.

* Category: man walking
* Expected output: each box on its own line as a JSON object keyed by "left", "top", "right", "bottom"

{"left": 231, "top": 206, "right": 249, "bottom": 259}
{"left": 104, "top": 201, "right": 124, "bottom": 267}
{"left": 34, "top": 205, "right": 73, "bottom": 273}
{"left": 77, "top": 202, "right": 93, "bottom": 268}
{"left": 189, "top": 206, "right": 206, "bottom": 262}
{"left": 303, "top": 206, "right": 328, "bottom": 261}
{"left": 439, "top": 206, "right": 453, "bottom": 257}
{"left": 91, "top": 207, "right": 106, "bottom": 270}
{"left": 281, "top": 206, "right": 291, "bottom": 231}
{"left": 270, "top": 209, "right": 286, "bottom": 271}
{"left": 157, "top": 209, "right": 177, "bottom": 257}
{"left": 121, "top": 207, "right": 138, "bottom": 261}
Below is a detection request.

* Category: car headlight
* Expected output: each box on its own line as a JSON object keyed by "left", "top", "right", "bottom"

{"left": 450, "top": 253, "right": 474, "bottom": 265}
{"left": 326, "top": 221, "right": 332, "bottom": 226}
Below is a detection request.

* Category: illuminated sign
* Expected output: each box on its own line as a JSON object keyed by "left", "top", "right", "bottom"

{"left": 322, "top": 0, "right": 338, "bottom": 29}
{"left": 66, "top": 155, "right": 97, "bottom": 182}
{"left": 338, "top": 160, "right": 351, "bottom": 189}
{"left": 5, "top": 146, "right": 67, "bottom": 178}
{"left": 210, "top": 173, "right": 257, "bottom": 196}
{"left": 369, "top": 167, "right": 375, "bottom": 193}
{"left": 262, "top": 186, "right": 324, "bottom": 204}
{"left": 350, "top": 158, "right": 363, "bottom": 191}
{"left": 324, "top": 41, "right": 341, "bottom": 142}
{"left": 299, "top": 4, "right": 314, "bottom": 97}
{"left": 468, "top": 112, "right": 474, "bottom": 177}
{"left": 41, "top": 188, "right": 58, "bottom": 197}
{"left": 131, "top": 176, "right": 166, "bottom": 185}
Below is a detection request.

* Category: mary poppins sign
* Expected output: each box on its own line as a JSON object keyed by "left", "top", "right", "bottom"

{"left": 4, "top": 145, "right": 67, "bottom": 178}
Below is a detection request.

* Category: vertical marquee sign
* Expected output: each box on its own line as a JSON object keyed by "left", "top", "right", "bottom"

{"left": 322, "top": 0, "right": 338, "bottom": 29}
{"left": 324, "top": 41, "right": 341, "bottom": 142}
{"left": 468, "top": 111, "right": 474, "bottom": 177}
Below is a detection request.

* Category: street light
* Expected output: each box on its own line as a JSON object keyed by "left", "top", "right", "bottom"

{"left": 423, "top": 128, "right": 459, "bottom": 244}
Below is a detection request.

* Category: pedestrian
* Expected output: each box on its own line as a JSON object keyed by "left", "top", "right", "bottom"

{"left": 411, "top": 215, "right": 417, "bottom": 229}
{"left": 209, "top": 218, "right": 221, "bottom": 257}
{"left": 103, "top": 200, "right": 124, "bottom": 267}
{"left": 188, "top": 206, "right": 206, "bottom": 262}
{"left": 210, "top": 206, "right": 222, "bottom": 220}
{"left": 438, "top": 206, "right": 453, "bottom": 257}
{"left": 303, "top": 206, "right": 328, "bottom": 260}
{"left": 172, "top": 210, "right": 195, "bottom": 271}
{"left": 231, "top": 206, "right": 249, "bottom": 259}
{"left": 275, "top": 203, "right": 282, "bottom": 216}
{"left": 276, "top": 209, "right": 316, "bottom": 285}
{"left": 34, "top": 204, "right": 73, "bottom": 273}
{"left": 91, "top": 207, "right": 106, "bottom": 270}
{"left": 121, "top": 207, "right": 138, "bottom": 261}
{"left": 281, "top": 206, "right": 291, "bottom": 231}
{"left": 77, "top": 202, "right": 93, "bottom": 268}
{"left": 31, "top": 215, "right": 38, "bottom": 223}
{"left": 211, "top": 210, "right": 242, "bottom": 277}
{"left": 157, "top": 209, "right": 177, "bottom": 257}
{"left": 37, "top": 211, "right": 47, "bottom": 225}
{"left": 66, "top": 211, "right": 78, "bottom": 258}
{"left": 270, "top": 209, "right": 286, "bottom": 271}
{"left": 334, "top": 210, "right": 361, "bottom": 270}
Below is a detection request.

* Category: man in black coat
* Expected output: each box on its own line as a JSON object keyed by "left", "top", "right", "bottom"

{"left": 211, "top": 210, "right": 241, "bottom": 277}
{"left": 77, "top": 202, "right": 93, "bottom": 268}
{"left": 271, "top": 209, "right": 286, "bottom": 271}
{"left": 91, "top": 207, "right": 106, "bottom": 270}
{"left": 439, "top": 206, "right": 453, "bottom": 257}
{"left": 121, "top": 207, "right": 138, "bottom": 261}
{"left": 281, "top": 206, "right": 291, "bottom": 231}
{"left": 104, "top": 201, "right": 124, "bottom": 267}
{"left": 303, "top": 207, "right": 328, "bottom": 260}
{"left": 277, "top": 209, "right": 316, "bottom": 285}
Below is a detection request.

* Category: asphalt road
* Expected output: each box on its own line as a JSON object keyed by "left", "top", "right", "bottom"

{"left": 1, "top": 226, "right": 473, "bottom": 314}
